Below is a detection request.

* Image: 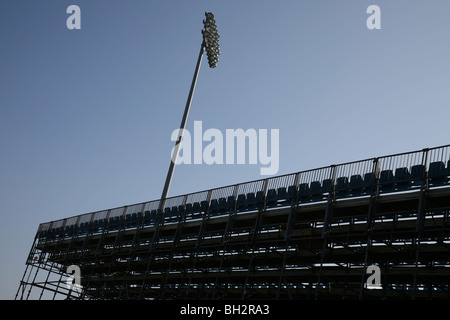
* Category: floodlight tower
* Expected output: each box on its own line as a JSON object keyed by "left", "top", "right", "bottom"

{"left": 160, "top": 12, "right": 220, "bottom": 207}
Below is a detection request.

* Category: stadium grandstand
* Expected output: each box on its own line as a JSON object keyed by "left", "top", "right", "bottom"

{"left": 16, "top": 144, "right": 450, "bottom": 300}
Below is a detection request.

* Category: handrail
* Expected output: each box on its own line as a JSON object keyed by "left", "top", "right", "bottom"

{"left": 36, "top": 144, "right": 450, "bottom": 236}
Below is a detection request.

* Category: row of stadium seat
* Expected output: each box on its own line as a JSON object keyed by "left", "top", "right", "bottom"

{"left": 38, "top": 161, "right": 450, "bottom": 241}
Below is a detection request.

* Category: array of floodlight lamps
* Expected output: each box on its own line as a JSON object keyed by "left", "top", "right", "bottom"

{"left": 202, "top": 12, "right": 220, "bottom": 68}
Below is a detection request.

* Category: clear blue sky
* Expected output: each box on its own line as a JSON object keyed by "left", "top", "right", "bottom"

{"left": 1, "top": 0, "right": 450, "bottom": 299}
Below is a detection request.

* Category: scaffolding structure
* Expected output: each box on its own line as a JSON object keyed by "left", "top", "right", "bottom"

{"left": 16, "top": 144, "right": 450, "bottom": 300}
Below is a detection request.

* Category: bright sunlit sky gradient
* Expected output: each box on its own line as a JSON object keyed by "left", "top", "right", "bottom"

{"left": 1, "top": 0, "right": 450, "bottom": 299}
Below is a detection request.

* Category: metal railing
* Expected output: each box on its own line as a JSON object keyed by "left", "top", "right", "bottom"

{"left": 36, "top": 144, "right": 450, "bottom": 241}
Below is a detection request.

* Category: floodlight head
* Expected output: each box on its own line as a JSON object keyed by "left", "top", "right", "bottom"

{"left": 202, "top": 12, "right": 220, "bottom": 68}
{"left": 205, "top": 12, "right": 215, "bottom": 21}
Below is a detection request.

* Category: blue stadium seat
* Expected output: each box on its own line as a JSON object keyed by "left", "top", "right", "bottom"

{"left": 224, "top": 196, "right": 235, "bottom": 213}
{"left": 310, "top": 181, "right": 322, "bottom": 201}
{"left": 53, "top": 228, "right": 61, "bottom": 239}
{"left": 108, "top": 216, "right": 120, "bottom": 231}
{"left": 363, "top": 172, "right": 374, "bottom": 193}
{"left": 39, "top": 229, "right": 48, "bottom": 240}
{"left": 100, "top": 218, "right": 108, "bottom": 229}
{"left": 379, "top": 170, "right": 395, "bottom": 192}
{"left": 46, "top": 228, "right": 56, "bottom": 241}
{"left": 124, "top": 213, "right": 136, "bottom": 228}
{"left": 143, "top": 210, "right": 151, "bottom": 226}
{"left": 429, "top": 161, "right": 447, "bottom": 186}
{"left": 185, "top": 202, "right": 205, "bottom": 220}
{"left": 106, "top": 218, "right": 114, "bottom": 231}
{"left": 79, "top": 222, "right": 89, "bottom": 234}
{"left": 256, "top": 191, "right": 264, "bottom": 204}
{"left": 200, "top": 200, "right": 209, "bottom": 212}
{"left": 155, "top": 209, "right": 164, "bottom": 223}
{"left": 53, "top": 227, "right": 61, "bottom": 236}
{"left": 447, "top": 160, "right": 450, "bottom": 177}
{"left": 218, "top": 197, "right": 228, "bottom": 214}
{"left": 287, "top": 185, "right": 297, "bottom": 201}
{"left": 265, "top": 187, "right": 292, "bottom": 207}
{"left": 151, "top": 210, "right": 158, "bottom": 223}
{"left": 144, "top": 210, "right": 158, "bottom": 226}
{"left": 209, "top": 199, "right": 219, "bottom": 215}
{"left": 184, "top": 204, "right": 193, "bottom": 214}
{"left": 87, "top": 221, "right": 96, "bottom": 233}
{"left": 277, "top": 187, "right": 287, "bottom": 201}
{"left": 71, "top": 224, "right": 80, "bottom": 237}
{"left": 335, "top": 176, "right": 349, "bottom": 198}
{"left": 93, "top": 219, "right": 103, "bottom": 232}
{"left": 118, "top": 215, "right": 125, "bottom": 228}
{"left": 322, "top": 179, "right": 333, "bottom": 194}
{"left": 187, "top": 202, "right": 202, "bottom": 220}
{"left": 236, "top": 194, "right": 246, "bottom": 211}
{"left": 410, "top": 164, "right": 425, "bottom": 187}
{"left": 247, "top": 192, "right": 258, "bottom": 211}
{"left": 64, "top": 225, "right": 75, "bottom": 238}
{"left": 394, "top": 167, "right": 411, "bottom": 190}
{"left": 174, "top": 206, "right": 184, "bottom": 221}
{"left": 168, "top": 206, "right": 179, "bottom": 222}
{"left": 164, "top": 207, "right": 171, "bottom": 218}
{"left": 193, "top": 202, "right": 201, "bottom": 212}
{"left": 298, "top": 183, "right": 310, "bottom": 202}
{"left": 227, "top": 195, "right": 235, "bottom": 210}
{"left": 132, "top": 212, "right": 139, "bottom": 225}
{"left": 236, "top": 191, "right": 262, "bottom": 211}
{"left": 349, "top": 174, "right": 364, "bottom": 196}
{"left": 277, "top": 186, "right": 292, "bottom": 206}
{"left": 266, "top": 189, "right": 277, "bottom": 207}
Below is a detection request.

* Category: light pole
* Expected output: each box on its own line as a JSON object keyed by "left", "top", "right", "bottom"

{"left": 159, "top": 12, "right": 220, "bottom": 209}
